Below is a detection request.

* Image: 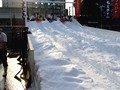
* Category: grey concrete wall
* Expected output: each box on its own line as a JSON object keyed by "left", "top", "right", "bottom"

{"left": 0, "top": 8, "right": 22, "bottom": 18}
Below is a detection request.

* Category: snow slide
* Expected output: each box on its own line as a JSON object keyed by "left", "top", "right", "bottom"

{"left": 27, "top": 20, "right": 120, "bottom": 90}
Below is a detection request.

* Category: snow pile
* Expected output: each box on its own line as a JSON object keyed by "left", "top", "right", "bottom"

{"left": 27, "top": 20, "right": 120, "bottom": 90}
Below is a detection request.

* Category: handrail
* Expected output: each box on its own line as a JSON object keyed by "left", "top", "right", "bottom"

{"left": 27, "top": 35, "right": 35, "bottom": 83}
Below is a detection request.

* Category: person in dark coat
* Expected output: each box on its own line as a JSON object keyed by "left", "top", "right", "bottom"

{"left": 0, "top": 28, "right": 8, "bottom": 77}
{"left": 17, "top": 27, "right": 30, "bottom": 65}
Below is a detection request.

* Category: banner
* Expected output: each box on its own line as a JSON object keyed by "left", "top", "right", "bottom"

{"left": 112, "top": 0, "right": 120, "bottom": 19}
{"left": 118, "top": 0, "right": 120, "bottom": 17}
{"left": 74, "top": 0, "right": 81, "bottom": 17}
{"left": 105, "top": 0, "right": 111, "bottom": 19}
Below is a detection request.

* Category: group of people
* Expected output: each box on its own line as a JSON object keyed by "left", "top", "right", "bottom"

{"left": 29, "top": 13, "right": 45, "bottom": 22}
{"left": 56, "top": 15, "right": 72, "bottom": 24}
{"left": 29, "top": 13, "right": 72, "bottom": 23}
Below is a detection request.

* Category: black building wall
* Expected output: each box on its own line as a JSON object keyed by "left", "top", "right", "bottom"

{"left": 79, "top": 0, "right": 116, "bottom": 30}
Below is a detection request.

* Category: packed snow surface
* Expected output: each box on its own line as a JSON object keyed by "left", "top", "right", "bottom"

{"left": 27, "top": 20, "right": 120, "bottom": 90}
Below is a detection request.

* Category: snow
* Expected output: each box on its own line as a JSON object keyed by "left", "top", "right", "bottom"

{"left": 27, "top": 20, "right": 120, "bottom": 90}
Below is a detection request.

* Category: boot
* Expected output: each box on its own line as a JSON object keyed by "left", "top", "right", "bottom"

{"left": 3, "top": 67, "right": 7, "bottom": 77}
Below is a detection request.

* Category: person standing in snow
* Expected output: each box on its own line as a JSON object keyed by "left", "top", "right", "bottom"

{"left": 60, "top": 16, "right": 65, "bottom": 24}
{"left": 30, "top": 13, "right": 37, "bottom": 21}
{"left": 0, "top": 28, "right": 8, "bottom": 77}
{"left": 47, "top": 14, "right": 53, "bottom": 22}
{"left": 56, "top": 16, "right": 60, "bottom": 21}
